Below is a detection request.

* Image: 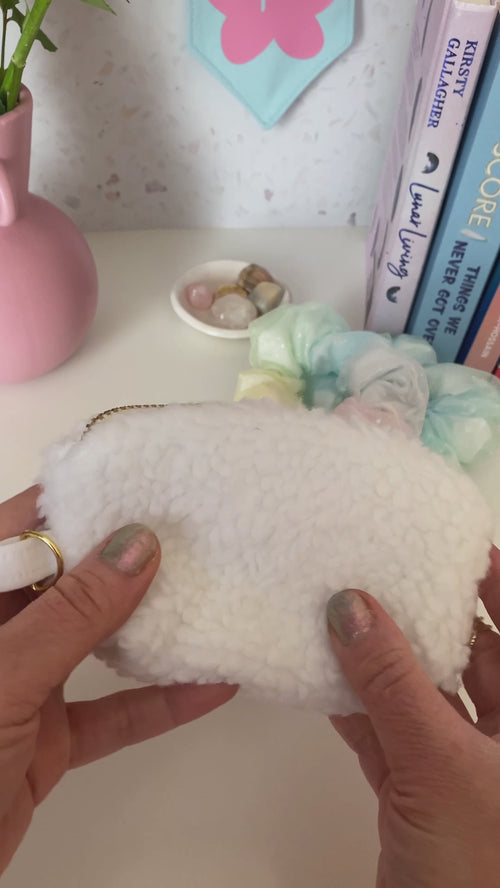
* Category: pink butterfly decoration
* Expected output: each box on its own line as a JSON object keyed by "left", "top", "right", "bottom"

{"left": 208, "top": 0, "right": 334, "bottom": 64}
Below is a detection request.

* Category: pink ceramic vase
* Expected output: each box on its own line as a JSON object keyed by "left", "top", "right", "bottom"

{"left": 0, "top": 87, "right": 98, "bottom": 383}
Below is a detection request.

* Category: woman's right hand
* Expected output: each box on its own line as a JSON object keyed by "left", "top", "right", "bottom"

{"left": 0, "top": 488, "right": 237, "bottom": 875}
{"left": 327, "top": 547, "right": 500, "bottom": 888}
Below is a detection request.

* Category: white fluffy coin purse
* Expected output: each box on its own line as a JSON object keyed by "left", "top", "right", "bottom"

{"left": 32, "top": 399, "right": 493, "bottom": 715}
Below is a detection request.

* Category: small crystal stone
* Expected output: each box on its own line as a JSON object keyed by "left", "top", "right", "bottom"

{"left": 185, "top": 282, "right": 214, "bottom": 310}
{"left": 237, "top": 264, "right": 274, "bottom": 293}
{"left": 249, "top": 281, "right": 285, "bottom": 314}
{"left": 214, "top": 284, "right": 248, "bottom": 300}
{"left": 211, "top": 293, "right": 258, "bottom": 329}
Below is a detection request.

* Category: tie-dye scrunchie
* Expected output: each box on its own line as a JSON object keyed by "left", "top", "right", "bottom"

{"left": 235, "top": 303, "right": 500, "bottom": 469}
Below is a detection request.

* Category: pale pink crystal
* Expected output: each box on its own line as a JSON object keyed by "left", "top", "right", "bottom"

{"left": 186, "top": 282, "right": 214, "bottom": 310}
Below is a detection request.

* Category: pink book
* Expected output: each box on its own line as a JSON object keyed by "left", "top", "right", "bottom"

{"left": 365, "top": 0, "right": 498, "bottom": 335}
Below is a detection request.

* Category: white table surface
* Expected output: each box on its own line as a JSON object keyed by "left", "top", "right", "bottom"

{"left": 1, "top": 227, "right": 499, "bottom": 888}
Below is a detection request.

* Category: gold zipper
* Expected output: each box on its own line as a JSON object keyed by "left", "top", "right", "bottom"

{"left": 83, "top": 404, "right": 168, "bottom": 436}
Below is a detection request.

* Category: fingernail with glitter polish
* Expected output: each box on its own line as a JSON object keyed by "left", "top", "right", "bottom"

{"left": 100, "top": 524, "right": 158, "bottom": 576}
{"left": 327, "top": 589, "right": 375, "bottom": 646}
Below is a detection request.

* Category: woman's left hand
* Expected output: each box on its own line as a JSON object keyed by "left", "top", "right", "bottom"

{"left": 0, "top": 487, "right": 237, "bottom": 874}
{"left": 328, "top": 546, "right": 500, "bottom": 887}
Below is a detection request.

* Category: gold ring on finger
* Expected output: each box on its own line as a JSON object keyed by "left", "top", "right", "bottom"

{"left": 469, "top": 616, "right": 493, "bottom": 648}
{"left": 20, "top": 530, "right": 65, "bottom": 593}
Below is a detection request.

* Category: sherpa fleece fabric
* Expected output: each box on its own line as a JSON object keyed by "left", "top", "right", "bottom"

{"left": 37, "top": 400, "right": 493, "bottom": 715}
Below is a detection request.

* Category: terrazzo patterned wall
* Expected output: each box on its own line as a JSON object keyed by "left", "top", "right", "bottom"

{"left": 20, "top": 0, "right": 417, "bottom": 231}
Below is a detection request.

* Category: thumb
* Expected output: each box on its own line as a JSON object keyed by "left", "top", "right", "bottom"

{"left": 327, "top": 589, "right": 465, "bottom": 774}
{"left": 0, "top": 524, "right": 160, "bottom": 711}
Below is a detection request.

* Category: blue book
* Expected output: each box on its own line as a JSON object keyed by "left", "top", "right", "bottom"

{"left": 457, "top": 250, "right": 500, "bottom": 367}
{"left": 406, "top": 17, "right": 500, "bottom": 362}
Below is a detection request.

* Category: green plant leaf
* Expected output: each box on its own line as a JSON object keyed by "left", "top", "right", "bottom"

{"left": 10, "top": 6, "right": 57, "bottom": 51}
{"left": 0, "top": 92, "right": 6, "bottom": 115}
{"left": 9, "top": 6, "right": 26, "bottom": 32}
{"left": 78, "top": 0, "right": 116, "bottom": 14}
{"left": 34, "top": 22, "right": 56, "bottom": 50}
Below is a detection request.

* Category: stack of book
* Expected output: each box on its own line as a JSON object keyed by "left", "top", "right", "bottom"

{"left": 365, "top": 0, "right": 500, "bottom": 377}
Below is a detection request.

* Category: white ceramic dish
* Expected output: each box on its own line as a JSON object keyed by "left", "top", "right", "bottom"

{"left": 170, "top": 259, "right": 292, "bottom": 339}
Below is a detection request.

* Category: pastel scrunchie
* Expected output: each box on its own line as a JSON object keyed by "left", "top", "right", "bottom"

{"left": 234, "top": 303, "right": 500, "bottom": 469}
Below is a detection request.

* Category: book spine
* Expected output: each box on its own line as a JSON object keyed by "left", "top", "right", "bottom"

{"left": 458, "top": 252, "right": 500, "bottom": 369}
{"left": 407, "top": 19, "right": 500, "bottom": 362}
{"left": 365, "top": 0, "right": 497, "bottom": 335}
{"left": 366, "top": 0, "right": 430, "bottom": 272}
{"left": 463, "top": 275, "right": 500, "bottom": 372}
